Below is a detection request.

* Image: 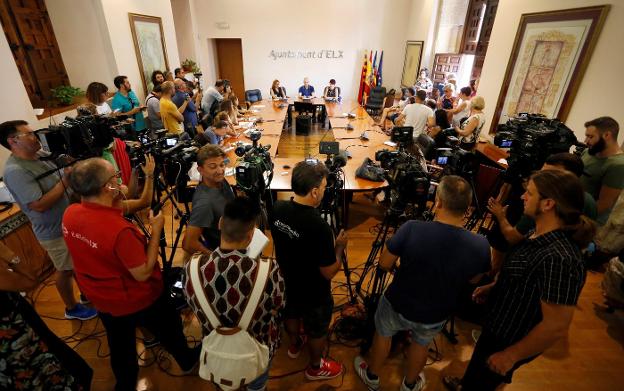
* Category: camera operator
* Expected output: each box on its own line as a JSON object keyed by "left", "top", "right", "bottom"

{"left": 354, "top": 176, "right": 490, "bottom": 391}
{"left": 270, "top": 161, "right": 347, "bottom": 381}
{"left": 63, "top": 158, "right": 199, "bottom": 390}
{"left": 1, "top": 120, "right": 96, "bottom": 321}
{"left": 444, "top": 170, "right": 596, "bottom": 391}
{"left": 183, "top": 144, "right": 235, "bottom": 255}
{"left": 487, "top": 153, "right": 597, "bottom": 252}
{"left": 172, "top": 78, "right": 202, "bottom": 137}
{"left": 580, "top": 117, "right": 624, "bottom": 224}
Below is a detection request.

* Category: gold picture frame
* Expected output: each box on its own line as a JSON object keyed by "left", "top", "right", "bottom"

{"left": 129, "top": 13, "right": 170, "bottom": 96}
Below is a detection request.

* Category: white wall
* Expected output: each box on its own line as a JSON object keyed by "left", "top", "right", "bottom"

{"left": 170, "top": 0, "right": 196, "bottom": 63}
{"left": 45, "top": 0, "right": 116, "bottom": 91}
{"left": 98, "top": 0, "right": 181, "bottom": 101}
{"left": 479, "top": 0, "right": 624, "bottom": 144}
{"left": 189, "top": 0, "right": 415, "bottom": 99}
{"left": 405, "top": 0, "right": 440, "bottom": 72}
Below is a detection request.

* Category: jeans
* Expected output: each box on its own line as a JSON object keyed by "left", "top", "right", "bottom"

{"left": 99, "top": 292, "right": 200, "bottom": 391}
{"left": 375, "top": 295, "right": 445, "bottom": 346}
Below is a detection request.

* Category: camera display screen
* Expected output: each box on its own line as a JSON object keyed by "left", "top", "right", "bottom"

{"left": 437, "top": 156, "right": 448, "bottom": 165}
{"left": 166, "top": 138, "right": 177, "bottom": 147}
{"left": 501, "top": 140, "right": 512, "bottom": 148}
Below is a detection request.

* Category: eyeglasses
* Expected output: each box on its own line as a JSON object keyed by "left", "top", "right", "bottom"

{"left": 102, "top": 170, "right": 121, "bottom": 187}
{"left": 12, "top": 130, "right": 36, "bottom": 139}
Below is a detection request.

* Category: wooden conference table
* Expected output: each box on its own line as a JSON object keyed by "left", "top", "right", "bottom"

{"left": 222, "top": 97, "right": 391, "bottom": 192}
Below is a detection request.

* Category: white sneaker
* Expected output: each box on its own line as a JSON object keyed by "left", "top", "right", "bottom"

{"left": 353, "top": 356, "right": 380, "bottom": 390}
{"left": 400, "top": 373, "right": 425, "bottom": 391}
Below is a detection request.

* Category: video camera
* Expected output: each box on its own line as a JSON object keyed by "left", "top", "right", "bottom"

{"left": 235, "top": 131, "right": 273, "bottom": 195}
{"left": 494, "top": 113, "right": 582, "bottom": 181}
{"left": 36, "top": 114, "right": 134, "bottom": 160}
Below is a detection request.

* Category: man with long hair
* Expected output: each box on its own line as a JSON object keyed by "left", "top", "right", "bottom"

{"left": 445, "top": 170, "right": 596, "bottom": 391}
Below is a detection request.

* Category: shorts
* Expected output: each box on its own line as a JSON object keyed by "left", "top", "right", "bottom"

{"left": 284, "top": 296, "right": 333, "bottom": 339}
{"left": 388, "top": 112, "right": 400, "bottom": 122}
{"left": 39, "top": 237, "right": 73, "bottom": 271}
{"left": 374, "top": 295, "right": 445, "bottom": 346}
{"left": 461, "top": 329, "right": 539, "bottom": 390}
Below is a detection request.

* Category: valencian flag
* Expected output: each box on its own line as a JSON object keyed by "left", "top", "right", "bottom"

{"left": 357, "top": 51, "right": 368, "bottom": 105}
{"left": 363, "top": 51, "right": 373, "bottom": 103}
{"left": 377, "top": 51, "right": 384, "bottom": 86}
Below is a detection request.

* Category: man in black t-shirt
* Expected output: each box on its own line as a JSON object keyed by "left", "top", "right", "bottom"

{"left": 354, "top": 176, "right": 490, "bottom": 391}
{"left": 270, "top": 161, "right": 347, "bottom": 381}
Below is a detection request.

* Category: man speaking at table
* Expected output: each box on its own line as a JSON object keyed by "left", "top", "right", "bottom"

{"left": 298, "top": 77, "right": 316, "bottom": 98}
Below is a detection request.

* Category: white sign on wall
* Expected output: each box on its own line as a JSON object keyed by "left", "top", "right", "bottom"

{"left": 269, "top": 49, "right": 345, "bottom": 60}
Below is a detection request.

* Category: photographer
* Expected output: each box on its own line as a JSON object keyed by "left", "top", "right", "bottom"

{"left": 172, "top": 78, "right": 202, "bottom": 136}
{"left": 270, "top": 161, "right": 347, "bottom": 381}
{"left": 111, "top": 75, "right": 146, "bottom": 132}
{"left": 160, "top": 81, "right": 189, "bottom": 135}
{"left": 63, "top": 158, "right": 199, "bottom": 391}
{"left": 580, "top": 117, "right": 624, "bottom": 224}
{"left": 1, "top": 120, "right": 96, "bottom": 321}
{"left": 354, "top": 176, "right": 490, "bottom": 391}
{"left": 444, "top": 170, "right": 596, "bottom": 391}
{"left": 183, "top": 144, "right": 235, "bottom": 255}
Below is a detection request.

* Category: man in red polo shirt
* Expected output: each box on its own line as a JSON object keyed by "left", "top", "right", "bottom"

{"left": 63, "top": 157, "right": 199, "bottom": 391}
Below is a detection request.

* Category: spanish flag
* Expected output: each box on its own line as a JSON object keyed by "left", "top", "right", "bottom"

{"left": 357, "top": 51, "right": 368, "bottom": 105}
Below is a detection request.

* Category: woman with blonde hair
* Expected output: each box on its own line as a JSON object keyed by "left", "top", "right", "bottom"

{"left": 212, "top": 111, "right": 237, "bottom": 136}
{"left": 455, "top": 96, "right": 486, "bottom": 151}
{"left": 219, "top": 99, "right": 239, "bottom": 126}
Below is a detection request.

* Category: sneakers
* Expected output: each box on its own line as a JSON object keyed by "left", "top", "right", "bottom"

{"left": 304, "top": 357, "right": 343, "bottom": 381}
{"left": 400, "top": 373, "right": 426, "bottom": 391}
{"left": 353, "top": 356, "right": 380, "bottom": 390}
{"left": 65, "top": 303, "right": 97, "bottom": 320}
{"left": 287, "top": 335, "right": 307, "bottom": 359}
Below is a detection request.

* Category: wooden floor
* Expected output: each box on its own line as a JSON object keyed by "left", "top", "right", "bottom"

{"left": 32, "top": 193, "right": 624, "bottom": 391}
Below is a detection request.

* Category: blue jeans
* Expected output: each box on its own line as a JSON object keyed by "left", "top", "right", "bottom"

{"left": 374, "top": 295, "right": 445, "bottom": 346}
{"left": 246, "top": 361, "right": 271, "bottom": 391}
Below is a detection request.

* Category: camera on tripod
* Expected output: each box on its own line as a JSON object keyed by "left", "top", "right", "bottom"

{"left": 494, "top": 113, "right": 582, "bottom": 181}
{"left": 235, "top": 130, "right": 273, "bottom": 195}
{"left": 36, "top": 114, "right": 134, "bottom": 160}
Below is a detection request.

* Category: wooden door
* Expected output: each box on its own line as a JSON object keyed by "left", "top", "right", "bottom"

{"left": 215, "top": 38, "right": 245, "bottom": 100}
{"left": 460, "top": 0, "right": 486, "bottom": 54}
{"left": 432, "top": 53, "right": 463, "bottom": 85}
{"left": 471, "top": 0, "right": 498, "bottom": 79}
{"left": 0, "top": 0, "right": 69, "bottom": 107}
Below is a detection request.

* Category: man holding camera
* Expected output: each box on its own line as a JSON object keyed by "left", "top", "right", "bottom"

{"left": 183, "top": 144, "right": 235, "bottom": 255}
{"left": 1, "top": 120, "right": 96, "bottom": 320}
{"left": 63, "top": 157, "right": 199, "bottom": 391}
{"left": 172, "top": 78, "right": 202, "bottom": 136}
{"left": 354, "top": 176, "right": 490, "bottom": 391}
{"left": 201, "top": 80, "right": 225, "bottom": 117}
{"left": 111, "top": 75, "right": 146, "bottom": 132}
{"left": 270, "top": 161, "right": 347, "bottom": 380}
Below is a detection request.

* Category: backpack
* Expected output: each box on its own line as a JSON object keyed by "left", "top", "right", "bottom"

{"left": 189, "top": 254, "right": 270, "bottom": 390}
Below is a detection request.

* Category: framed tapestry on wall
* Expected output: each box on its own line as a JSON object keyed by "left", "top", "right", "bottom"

{"left": 129, "top": 13, "right": 169, "bottom": 96}
{"left": 491, "top": 5, "right": 609, "bottom": 133}
{"left": 401, "top": 41, "right": 424, "bottom": 87}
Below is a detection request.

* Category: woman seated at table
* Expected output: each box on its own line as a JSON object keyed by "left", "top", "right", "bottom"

{"left": 203, "top": 120, "right": 230, "bottom": 146}
{"left": 323, "top": 79, "right": 341, "bottom": 100}
{"left": 270, "top": 79, "right": 287, "bottom": 99}
{"left": 455, "top": 96, "right": 485, "bottom": 151}
{"left": 213, "top": 111, "right": 238, "bottom": 136}
{"left": 425, "top": 99, "right": 452, "bottom": 145}
{"left": 219, "top": 99, "right": 239, "bottom": 126}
